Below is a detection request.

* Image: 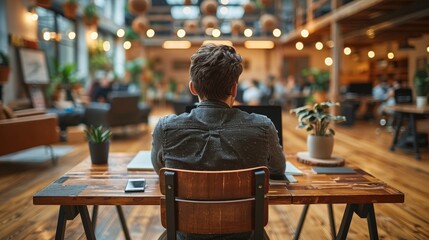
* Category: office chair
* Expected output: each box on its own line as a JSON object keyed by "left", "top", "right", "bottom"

{"left": 379, "top": 88, "right": 413, "bottom": 127}
{"left": 158, "top": 167, "right": 270, "bottom": 240}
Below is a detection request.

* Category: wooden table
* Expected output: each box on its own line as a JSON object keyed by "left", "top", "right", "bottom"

{"left": 33, "top": 153, "right": 404, "bottom": 240}
{"left": 385, "top": 104, "right": 429, "bottom": 160}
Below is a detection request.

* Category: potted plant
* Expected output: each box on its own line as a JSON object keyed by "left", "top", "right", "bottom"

{"left": 414, "top": 64, "right": 429, "bottom": 108}
{"left": 302, "top": 68, "right": 330, "bottom": 103}
{"left": 85, "top": 125, "right": 112, "bottom": 164}
{"left": 63, "top": 0, "right": 78, "bottom": 19}
{"left": 290, "top": 101, "right": 346, "bottom": 159}
{"left": 49, "top": 62, "right": 80, "bottom": 104}
{"left": 83, "top": 3, "right": 99, "bottom": 27}
{"left": 0, "top": 51, "right": 10, "bottom": 83}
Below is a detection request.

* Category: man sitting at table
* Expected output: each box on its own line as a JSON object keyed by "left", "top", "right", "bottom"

{"left": 151, "top": 44, "right": 286, "bottom": 240}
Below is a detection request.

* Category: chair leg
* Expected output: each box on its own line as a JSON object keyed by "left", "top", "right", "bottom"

{"left": 46, "top": 145, "right": 57, "bottom": 166}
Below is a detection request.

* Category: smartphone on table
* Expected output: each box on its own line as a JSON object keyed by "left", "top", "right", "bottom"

{"left": 125, "top": 179, "right": 146, "bottom": 192}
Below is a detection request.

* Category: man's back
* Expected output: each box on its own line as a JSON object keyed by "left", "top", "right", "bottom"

{"left": 151, "top": 100, "right": 285, "bottom": 176}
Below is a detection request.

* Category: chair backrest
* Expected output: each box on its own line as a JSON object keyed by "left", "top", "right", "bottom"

{"left": 394, "top": 88, "right": 413, "bottom": 104}
{"left": 107, "top": 93, "right": 141, "bottom": 126}
{"left": 159, "top": 166, "right": 269, "bottom": 240}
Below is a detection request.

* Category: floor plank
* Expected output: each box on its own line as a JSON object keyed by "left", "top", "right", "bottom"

{"left": 0, "top": 104, "right": 428, "bottom": 240}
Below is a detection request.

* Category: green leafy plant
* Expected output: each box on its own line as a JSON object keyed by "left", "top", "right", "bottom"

{"left": 83, "top": 3, "right": 98, "bottom": 20}
{"left": 124, "top": 27, "right": 140, "bottom": 42}
{"left": 126, "top": 58, "right": 145, "bottom": 83}
{"left": 65, "top": 0, "right": 78, "bottom": 5}
{"left": 0, "top": 51, "right": 9, "bottom": 66}
{"left": 302, "top": 68, "right": 330, "bottom": 92}
{"left": 84, "top": 126, "right": 112, "bottom": 143}
{"left": 414, "top": 65, "right": 429, "bottom": 96}
{"left": 290, "top": 101, "right": 346, "bottom": 136}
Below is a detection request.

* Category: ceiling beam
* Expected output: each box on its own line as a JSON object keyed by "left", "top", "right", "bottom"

{"left": 281, "top": 0, "right": 384, "bottom": 44}
{"left": 343, "top": 1, "right": 429, "bottom": 40}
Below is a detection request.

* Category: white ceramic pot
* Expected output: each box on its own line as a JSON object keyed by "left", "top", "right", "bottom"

{"left": 307, "top": 135, "right": 334, "bottom": 159}
{"left": 416, "top": 96, "right": 427, "bottom": 108}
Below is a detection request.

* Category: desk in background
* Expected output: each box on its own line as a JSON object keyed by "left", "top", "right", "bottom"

{"left": 33, "top": 153, "right": 404, "bottom": 240}
{"left": 385, "top": 104, "right": 429, "bottom": 160}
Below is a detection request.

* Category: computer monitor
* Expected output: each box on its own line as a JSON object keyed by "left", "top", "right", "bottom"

{"left": 186, "top": 105, "right": 283, "bottom": 147}
{"left": 347, "top": 83, "right": 373, "bottom": 96}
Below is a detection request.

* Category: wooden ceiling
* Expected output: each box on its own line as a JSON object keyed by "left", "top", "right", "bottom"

{"left": 284, "top": 0, "right": 429, "bottom": 48}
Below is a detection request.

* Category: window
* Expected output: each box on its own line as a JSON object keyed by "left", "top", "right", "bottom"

{"left": 37, "top": 7, "right": 77, "bottom": 74}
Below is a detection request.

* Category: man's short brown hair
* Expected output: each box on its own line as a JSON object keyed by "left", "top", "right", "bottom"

{"left": 190, "top": 44, "right": 243, "bottom": 101}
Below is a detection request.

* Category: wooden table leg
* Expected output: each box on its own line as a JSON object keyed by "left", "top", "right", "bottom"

{"left": 116, "top": 205, "right": 131, "bottom": 240}
{"left": 336, "top": 203, "right": 379, "bottom": 240}
{"left": 390, "top": 112, "right": 404, "bottom": 151}
{"left": 55, "top": 206, "right": 78, "bottom": 240}
{"left": 336, "top": 204, "right": 356, "bottom": 240}
{"left": 92, "top": 205, "right": 99, "bottom": 229}
{"left": 78, "top": 206, "right": 96, "bottom": 240}
{"left": 293, "top": 204, "right": 309, "bottom": 240}
{"left": 328, "top": 204, "right": 336, "bottom": 239}
{"left": 409, "top": 114, "right": 421, "bottom": 160}
{"left": 294, "top": 204, "right": 336, "bottom": 240}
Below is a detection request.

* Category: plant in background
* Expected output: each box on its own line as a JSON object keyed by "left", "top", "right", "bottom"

{"left": 83, "top": 3, "right": 99, "bottom": 26}
{"left": 0, "top": 51, "right": 9, "bottom": 66}
{"left": 63, "top": 0, "right": 78, "bottom": 19}
{"left": 0, "top": 51, "right": 10, "bottom": 83}
{"left": 290, "top": 101, "right": 346, "bottom": 136}
{"left": 85, "top": 125, "right": 112, "bottom": 143}
{"left": 124, "top": 27, "right": 140, "bottom": 42}
{"left": 126, "top": 58, "right": 145, "bottom": 84}
{"left": 302, "top": 68, "right": 330, "bottom": 92}
{"left": 414, "top": 65, "right": 429, "bottom": 97}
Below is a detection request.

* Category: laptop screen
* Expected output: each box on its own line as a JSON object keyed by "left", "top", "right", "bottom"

{"left": 186, "top": 105, "right": 283, "bottom": 148}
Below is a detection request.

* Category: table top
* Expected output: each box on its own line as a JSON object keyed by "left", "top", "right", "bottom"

{"left": 33, "top": 153, "right": 404, "bottom": 206}
{"left": 385, "top": 104, "right": 429, "bottom": 114}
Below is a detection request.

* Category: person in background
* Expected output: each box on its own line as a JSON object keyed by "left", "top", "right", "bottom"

{"left": 151, "top": 44, "right": 286, "bottom": 240}
{"left": 243, "top": 79, "right": 262, "bottom": 105}
{"left": 372, "top": 78, "right": 390, "bottom": 101}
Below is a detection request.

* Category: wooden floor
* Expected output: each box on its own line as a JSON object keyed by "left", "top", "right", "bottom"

{"left": 0, "top": 105, "right": 428, "bottom": 240}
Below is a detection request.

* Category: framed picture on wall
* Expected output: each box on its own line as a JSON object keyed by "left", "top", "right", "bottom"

{"left": 17, "top": 48, "right": 50, "bottom": 85}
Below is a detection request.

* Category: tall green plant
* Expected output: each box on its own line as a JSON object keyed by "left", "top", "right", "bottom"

{"left": 414, "top": 65, "right": 429, "bottom": 96}
{"left": 302, "top": 68, "right": 330, "bottom": 92}
{"left": 290, "top": 101, "right": 346, "bottom": 136}
{"left": 126, "top": 58, "right": 145, "bottom": 84}
{"left": 0, "top": 51, "right": 9, "bottom": 66}
{"left": 84, "top": 3, "right": 98, "bottom": 19}
{"left": 84, "top": 126, "right": 112, "bottom": 143}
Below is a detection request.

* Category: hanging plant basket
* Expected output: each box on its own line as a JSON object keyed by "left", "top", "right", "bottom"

{"left": 202, "top": 16, "right": 218, "bottom": 29}
{"left": 84, "top": 16, "right": 99, "bottom": 27}
{"left": 201, "top": 0, "right": 218, "bottom": 15}
{"left": 83, "top": 3, "right": 99, "bottom": 27}
{"left": 63, "top": 2, "right": 78, "bottom": 19}
{"left": 258, "top": 0, "right": 272, "bottom": 7}
{"left": 260, "top": 14, "right": 278, "bottom": 31}
{"left": 184, "top": 20, "right": 199, "bottom": 33}
{"left": 36, "top": 0, "right": 51, "bottom": 8}
{"left": 128, "top": 0, "right": 151, "bottom": 15}
{"left": 131, "top": 16, "right": 150, "bottom": 34}
{"left": 231, "top": 20, "right": 245, "bottom": 36}
{"left": 243, "top": 2, "right": 256, "bottom": 14}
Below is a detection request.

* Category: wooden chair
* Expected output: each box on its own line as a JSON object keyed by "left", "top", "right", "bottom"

{"left": 158, "top": 167, "right": 270, "bottom": 240}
